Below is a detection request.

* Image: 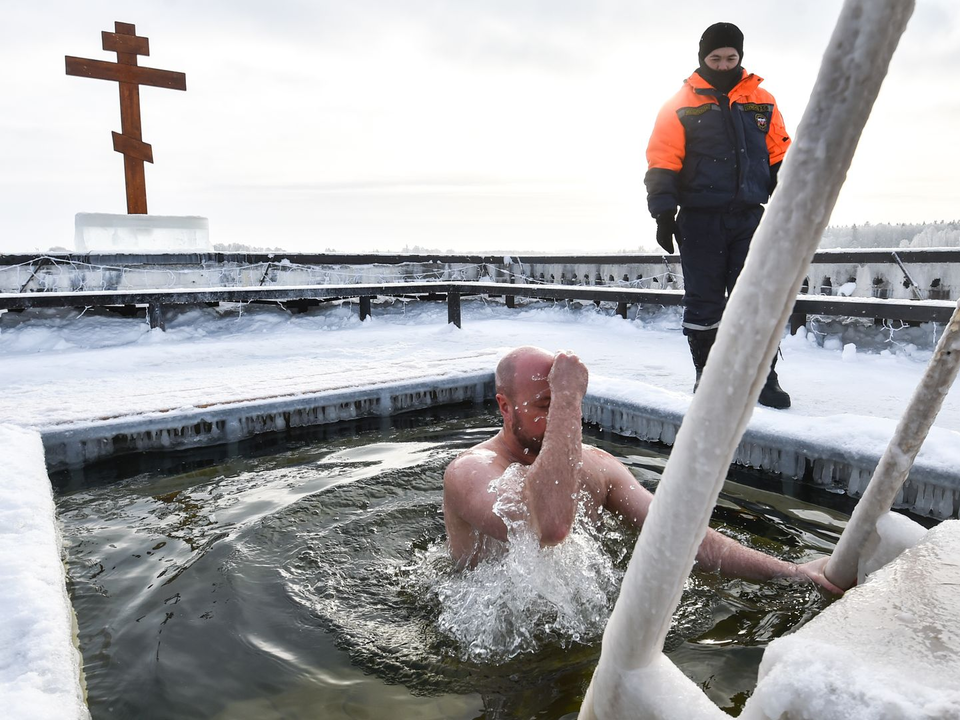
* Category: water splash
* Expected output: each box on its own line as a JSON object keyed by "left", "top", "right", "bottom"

{"left": 429, "top": 464, "right": 622, "bottom": 663}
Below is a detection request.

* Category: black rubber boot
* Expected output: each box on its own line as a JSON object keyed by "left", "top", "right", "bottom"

{"left": 758, "top": 352, "right": 791, "bottom": 409}
{"left": 686, "top": 328, "right": 718, "bottom": 392}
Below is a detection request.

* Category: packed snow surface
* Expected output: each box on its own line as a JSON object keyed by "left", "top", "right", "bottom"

{"left": 0, "top": 425, "right": 88, "bottom": 720}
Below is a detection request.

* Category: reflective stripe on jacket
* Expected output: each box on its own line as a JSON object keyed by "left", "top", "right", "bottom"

{"left": 645, "top": 70, "right": 790, "bottom": 217}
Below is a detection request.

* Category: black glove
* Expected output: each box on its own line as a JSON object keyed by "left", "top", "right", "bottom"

{"left": 656, "top": 212, "right": 681, "bottom": 254}
{"left": 769, "top": 161, "right": 782, "bottom": 195}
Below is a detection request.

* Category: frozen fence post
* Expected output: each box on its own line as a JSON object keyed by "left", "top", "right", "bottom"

{"left": 825, "top": 299, "right": 960, "bottom": 589}
{"left": 148, "top": 301, "right": 165, "bottom": 330}
{"left": 579, "top": 1, "right": 916, "bottom": 717}
{"left": 447, "top": 292, "right": 462, "bottom": 328}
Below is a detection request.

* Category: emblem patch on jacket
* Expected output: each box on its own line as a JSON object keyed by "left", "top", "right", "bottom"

{"left": 755, "top": 113, "right": 768, "bottom": 131}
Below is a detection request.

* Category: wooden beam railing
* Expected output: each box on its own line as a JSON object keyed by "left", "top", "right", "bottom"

{"left": 4, "top": 250, "right": 957, "bottom": 305}
{"left": 1, "top": 281, "right": 956, "bottom": 331}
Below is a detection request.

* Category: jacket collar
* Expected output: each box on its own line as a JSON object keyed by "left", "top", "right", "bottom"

{"left": 685, "top": 69, "right": 762, "bottom": 98}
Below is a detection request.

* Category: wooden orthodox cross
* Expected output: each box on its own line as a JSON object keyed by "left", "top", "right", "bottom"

{"left": 66, "top": 22, "right": 187, "bottom": 214}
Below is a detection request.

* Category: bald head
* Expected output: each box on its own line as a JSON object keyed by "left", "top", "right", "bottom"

{"left": 495, "top": 346, "right": 553, "bottom": 399}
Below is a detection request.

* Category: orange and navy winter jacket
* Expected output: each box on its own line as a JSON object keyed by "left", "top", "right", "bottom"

{"left": 645, "top": 70, "right": 790, "bottom": 217}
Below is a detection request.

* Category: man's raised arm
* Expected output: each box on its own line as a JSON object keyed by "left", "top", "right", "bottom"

{"left": 523, "top": 352, "right": 589, "bottom": 545}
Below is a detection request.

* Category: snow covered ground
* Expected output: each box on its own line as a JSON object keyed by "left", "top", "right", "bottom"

{"left": 2, "top": 297, "right": 958, "bottom": 444}
{"left": 0, "top": 425, "right": 87, "bottom": 720}
{"left": 1, "top": 296, "right": 959, "bottom": 719}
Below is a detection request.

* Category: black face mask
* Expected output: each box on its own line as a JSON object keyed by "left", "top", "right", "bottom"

{"left": 696, "top": 65, "right": 743, "bottom": 95}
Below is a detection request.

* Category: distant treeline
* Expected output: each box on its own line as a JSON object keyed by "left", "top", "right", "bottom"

{"left": 820, "top": 220, "right": 960, "bottom": 249}
{"left": 210, "top": 223, "right": 960, "bottom": 255}
{"left": 213, "top": 242, "right": 296, "bottom": 253}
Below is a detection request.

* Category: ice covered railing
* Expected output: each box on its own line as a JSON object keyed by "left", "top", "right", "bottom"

{"left": 0, "top": 253, "right": 492, "bottom": 293}
{"left": 802, "top": 247, "right": 960, "bottom": 302}
{"left": 0, "top": 252, "right": 681, "bottom": 294}
{"left": 3, "top": 250, "right": 957, "bottom": 303}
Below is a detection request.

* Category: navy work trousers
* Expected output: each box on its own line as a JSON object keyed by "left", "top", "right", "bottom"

{"left": 676, "top": 205, "right": 764, "bottom": 335}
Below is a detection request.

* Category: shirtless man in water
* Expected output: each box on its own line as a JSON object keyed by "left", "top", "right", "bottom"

{"left": 443, "top": 346, "right": 840, "bottom": 591}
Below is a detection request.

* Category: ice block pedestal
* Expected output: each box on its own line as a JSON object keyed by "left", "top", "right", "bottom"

{"left": 75, "top": 213, "right": 210, "bottom": 253}
{"left": 741, "top": 519, "right": 960, "bottom": 719}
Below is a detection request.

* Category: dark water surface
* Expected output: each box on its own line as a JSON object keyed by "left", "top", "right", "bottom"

{"left": 53, "top": 404, "right": 847, "bottom": 719}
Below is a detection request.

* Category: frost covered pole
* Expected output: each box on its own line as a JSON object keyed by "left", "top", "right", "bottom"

{"left": 580, "top": 1, "right": 915, "bottom": 717}
{"left": 825, "top": 300, "right": 960, "bottom": 589}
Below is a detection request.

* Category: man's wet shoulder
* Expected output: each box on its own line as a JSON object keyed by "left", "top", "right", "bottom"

{"left": 583, "top": 444, "right": 619, "bottom": 463}
{"left": 445, "top": 443, "right": 505, "bottom": 480}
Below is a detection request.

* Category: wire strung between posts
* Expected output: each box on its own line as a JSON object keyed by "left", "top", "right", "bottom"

{"left": 6, "top": 256, "right": 683, "bottom": 293}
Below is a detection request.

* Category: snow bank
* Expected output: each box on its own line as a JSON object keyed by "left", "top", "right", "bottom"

{"left": 0, "top": 425, "right": 88, "bottom": 720}
{"left": 856, "top": 510, "right": 929, "bottom": 581}
{"left": 742, "top": 520, "right": 960, "bottom": 720}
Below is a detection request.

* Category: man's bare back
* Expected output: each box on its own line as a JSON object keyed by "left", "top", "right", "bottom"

{"left": 442, "top": 346, "right": 840, "bottom": 591}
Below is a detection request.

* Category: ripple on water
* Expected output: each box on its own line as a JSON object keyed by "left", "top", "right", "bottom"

{"left": 241, "top": 454, "right": 828, "bottom": 704}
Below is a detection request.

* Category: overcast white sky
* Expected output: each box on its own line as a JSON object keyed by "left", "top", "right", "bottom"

{"left": 1, "top": 0, "right": 957, "bottom": 254}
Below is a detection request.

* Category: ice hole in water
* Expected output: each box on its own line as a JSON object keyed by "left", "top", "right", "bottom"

{"left": 51, "top": 403, "right": 900, "bottom": 719}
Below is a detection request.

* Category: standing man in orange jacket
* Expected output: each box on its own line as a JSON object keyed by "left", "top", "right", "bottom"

{"left": 645, "top": 22, "right": 791, "bottom": 408}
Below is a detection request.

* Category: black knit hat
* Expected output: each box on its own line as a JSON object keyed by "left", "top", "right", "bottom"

{"left": 698, "top": 22, "right": 744, "bottom": 64}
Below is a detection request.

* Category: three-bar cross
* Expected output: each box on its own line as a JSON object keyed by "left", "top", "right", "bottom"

{"left": 66, "top": 22, "right": 187, "bottom": 214}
